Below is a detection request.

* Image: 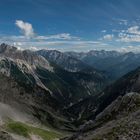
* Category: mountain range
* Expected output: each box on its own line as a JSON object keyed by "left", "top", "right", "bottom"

{"left": 0, "top": 43, "right": 140, "bottom": 140}
{"left": 65, "top": 50, "right": 140, "bottom": 81}
{"left": 63, "top": 66, "right": 140, "bottom": 140}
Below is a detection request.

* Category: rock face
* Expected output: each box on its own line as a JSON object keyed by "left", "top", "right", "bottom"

{"left": 0, "top": 43, "right": 53, "bottom": 72}
{"left": 63, "top": 92, "right": 140, "bottom": 140}
{"left": 96, "top": 66, "right": 140, "bottom": 116}
{"left": 37, "top": 50, "right": 96, "bottom": 72}
{"left": 62, "top": 66, "right": 140, "bottom": 139}
{"left": 0, "top": 130, "right": 15, "bottom": 140}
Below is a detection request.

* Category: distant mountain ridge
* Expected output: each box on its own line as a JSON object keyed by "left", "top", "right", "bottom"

{"left": 38, "top": 49, "right": 140, "bottom": 82}
{"left": 65, "top": 50, "right": 140, "bottom": 81}
{"left": 65, "top": 50, "right": 121, "bottom": 60}
{"left": 37, "top": 49, "right": 99, "bottom": 73}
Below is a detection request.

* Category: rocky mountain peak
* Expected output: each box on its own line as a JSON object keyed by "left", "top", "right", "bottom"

{"left": 0, "top": 43, "right": 17, "bottom": 54}
{"left": 0, "top": 44, "right": 53, "bottom": 72}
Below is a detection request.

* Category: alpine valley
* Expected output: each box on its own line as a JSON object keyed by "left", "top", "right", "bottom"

{"left": 1, "top": 43, "right": 140, "bottom": 140}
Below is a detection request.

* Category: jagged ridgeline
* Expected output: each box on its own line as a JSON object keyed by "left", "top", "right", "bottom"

{"left": 64, "top": 66, "right": 140, "bottom": 140}
{"left": 0, "top": 43, "right": 107, "bottom": 131}
{"left": 1, "top": 43, "right": 140, "bottom": 140}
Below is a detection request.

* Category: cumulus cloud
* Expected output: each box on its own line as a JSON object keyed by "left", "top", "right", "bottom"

{"left": 0, "top": 20, "right": 114, "bottom": 51}
{"left": 117, "top": 26, "right": 140, "bottom": 42}
{"left": 15, "top": 20, "right": 35, "bottom": 38}
{"left": 102, "top": 34, "right": 114, "bottom": 41}
{"left": 127, "top": 26, "right": 140, "bottom": 35}
{"left": 101, "top": 30, "right": 107, "bottom": 33}
{"left": 118, "top": 33, "right": 140, "bottom": 42}
{"left": 15, "top": 20, "right": 79, "bottom": 41}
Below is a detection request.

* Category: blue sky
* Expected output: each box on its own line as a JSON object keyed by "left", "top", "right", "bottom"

{"left": 1, "top": 0, "right": 140, "bottom": 52}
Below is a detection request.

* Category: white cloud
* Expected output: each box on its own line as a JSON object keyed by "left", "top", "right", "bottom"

{"left": 116, "top": 26, "right": 140, "bottom": 42}
{"left": 36, "top": 33, "right": 80, "bottom": 40}
{"left": 15, "top": 20, "right": 35, "bottom": 38}
{"left": 13, "top": 42, "right": 22, "bottom": 46}
{"left": 102, "top": 34, "right": 114, "bottom": 41}
{"left": 117, "top": 26, "right": 140, "bottom": 42}
{"left": 119, "top": 46, "right": 140, "bottom": 53}
{"left": 0, "top": 33, "right": 80, "bottom": 42}
{"left": 101, "top": 30, "right": 107, "bottom": 33}
{"left": 15, "top": 20, "right": 80, "bottom": 41}
{"left": 127, "top": 26, "right": 140, "bottom": 35}
{"left": 12, "top": 42, "right": 23, "bottom": 50}
{"left": 0, "top": 20, "right": 116, "bottom": 52}
{"left": 118, "top": 33, "right": 140, "bottom": 42}
{"left": 113, "top": 18, "right": 128, "bottom": 26}
{"left": 119, "top": 19, "right": 128, "bottom": 25}
{"left": 0, "top": 34, "right": 109, "bottom": 51}
{"left": 29, "top": 46, "right": 38, "bottom": 51}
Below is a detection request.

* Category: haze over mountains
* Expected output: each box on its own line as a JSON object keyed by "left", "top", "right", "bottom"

{"left": 0, "top": 43, "right": 140, "bottom": 140}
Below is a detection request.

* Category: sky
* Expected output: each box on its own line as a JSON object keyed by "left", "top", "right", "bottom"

{"left": 1, "top": 0, "right": 140, "bottom": 52}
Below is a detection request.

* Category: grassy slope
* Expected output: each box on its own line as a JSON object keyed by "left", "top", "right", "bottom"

{"left": 5, "top": 120, "right": 64, "bottom": 140}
